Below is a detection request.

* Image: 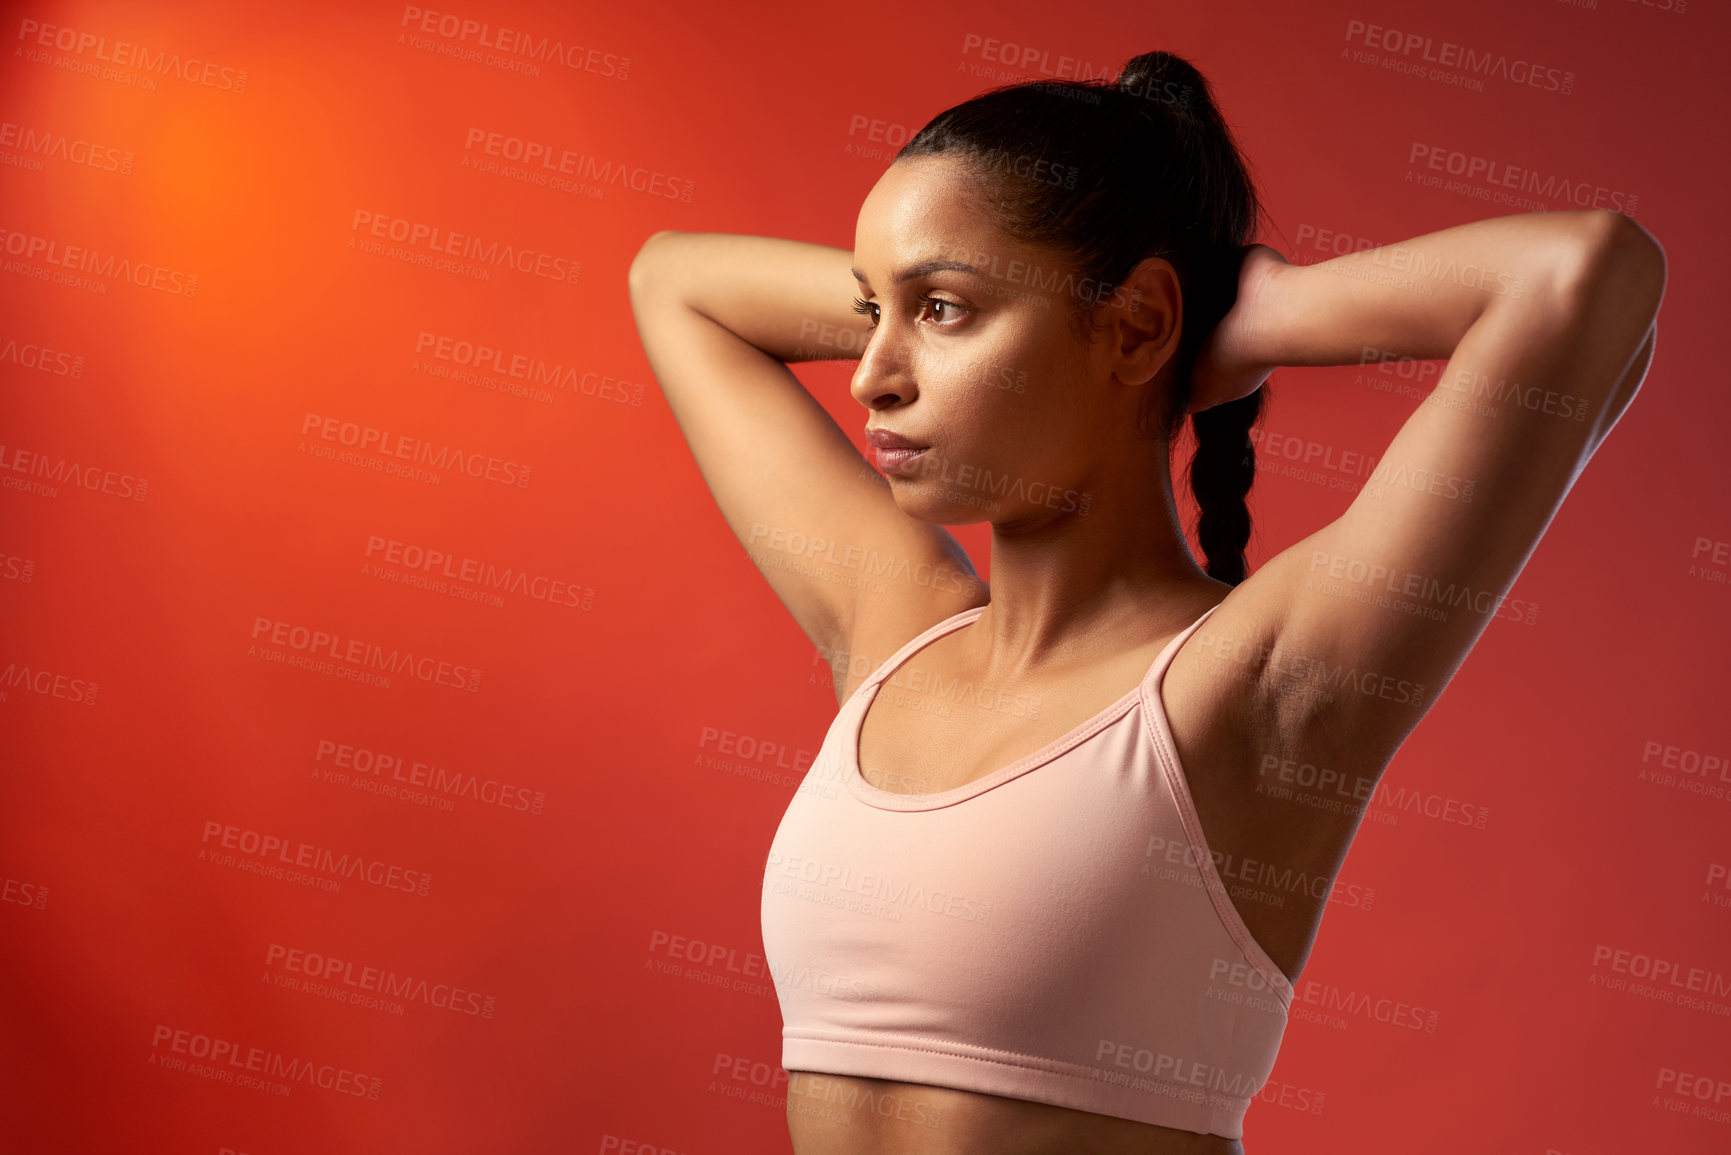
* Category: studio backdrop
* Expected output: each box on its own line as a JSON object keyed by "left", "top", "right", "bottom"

{"left": 1, "top": 1, "right": 1726, "bottom": 1152}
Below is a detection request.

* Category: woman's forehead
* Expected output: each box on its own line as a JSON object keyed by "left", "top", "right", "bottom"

{"left": 854, "top": 159, "right": 1015, "bottom": 279}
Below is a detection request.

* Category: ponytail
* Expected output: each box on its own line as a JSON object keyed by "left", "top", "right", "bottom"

{"left": 1117, "top": 50, "right": 1266, "bottom": 586}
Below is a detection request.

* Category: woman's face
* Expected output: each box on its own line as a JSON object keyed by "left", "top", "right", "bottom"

{"left": 849, "top": 155, "right": 1172, "bottom": 528}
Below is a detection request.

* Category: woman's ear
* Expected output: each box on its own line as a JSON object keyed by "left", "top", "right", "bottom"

{"left": 1109, "top": 256, "right": 1182, "bottom": 388}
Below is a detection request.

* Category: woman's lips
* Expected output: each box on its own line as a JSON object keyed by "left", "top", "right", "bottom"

{"left": 865, "top": 427, "right": 930, "bottom": 476}
{"left": 873, "top": 446, "right": 929, "bottom": 475}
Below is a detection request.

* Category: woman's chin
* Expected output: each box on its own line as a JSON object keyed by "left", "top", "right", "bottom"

{"left": 893, "top": 488, "right": 996, "bottom": 526}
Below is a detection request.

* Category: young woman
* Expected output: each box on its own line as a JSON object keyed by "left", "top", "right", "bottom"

{"left": 628, "top": 51, "right": 1664, "bottom": 1155}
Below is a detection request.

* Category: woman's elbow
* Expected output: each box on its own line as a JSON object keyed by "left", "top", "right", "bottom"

{"left": 628, "top": 230, "right": 687, "bottom": 300}
{"left": 1570, "top": 211, "right": 1667, "bottom": 319}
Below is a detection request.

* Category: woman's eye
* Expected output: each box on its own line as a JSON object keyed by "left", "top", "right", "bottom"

{"left": 921, "top": 294, "right": 964, "bottom": 323}
{"left": 850, "top": 294, "right": 966, "bottom": 329}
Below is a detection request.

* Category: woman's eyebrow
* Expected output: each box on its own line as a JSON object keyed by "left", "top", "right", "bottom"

{"left": 851, "top": 259, "right": 983, "bottom": 285}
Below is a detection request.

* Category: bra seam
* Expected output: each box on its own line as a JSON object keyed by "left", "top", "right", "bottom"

{"left": 846, "top": 603, "right": 1219, "bottom": 812}
{"left": 783, "top": 1028, "right": 1255, "bottom": 1094}
{"left": 850, "top": 687, "right": 1144, "bottom": 811}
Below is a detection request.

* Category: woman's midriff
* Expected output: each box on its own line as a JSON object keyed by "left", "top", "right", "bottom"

{"left": 785, "top": 1071, "right": 1244, "bottom": 1155}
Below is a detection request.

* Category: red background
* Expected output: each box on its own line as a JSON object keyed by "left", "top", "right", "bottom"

{"left": 2, "top": 1, "right": 1727, "bottom": 1152}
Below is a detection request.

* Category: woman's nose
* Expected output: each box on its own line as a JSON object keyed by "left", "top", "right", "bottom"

{"left": 848, "top": 332, "right": 917, "bottom": 411}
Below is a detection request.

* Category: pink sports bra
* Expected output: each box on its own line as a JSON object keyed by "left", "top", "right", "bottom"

{"left": 759, "top": 601, "right": 1294, "bottom": 1140}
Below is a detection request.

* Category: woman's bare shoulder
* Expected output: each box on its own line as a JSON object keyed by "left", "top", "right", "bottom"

{"left": 833, "top": 585, "right": 992, "bottom": 708}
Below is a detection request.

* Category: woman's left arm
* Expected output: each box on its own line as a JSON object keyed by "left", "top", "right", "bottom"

{"left": 1232, "top": 209, "right": 1666, "bottom": 756}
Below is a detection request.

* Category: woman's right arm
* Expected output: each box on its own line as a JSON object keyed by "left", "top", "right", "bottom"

{"left": 627, "top": 231, "right": 985, "bottom": 688}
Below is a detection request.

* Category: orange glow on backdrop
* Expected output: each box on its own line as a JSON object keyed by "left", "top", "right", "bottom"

{"left": 1, "top": 1, "right": 1727, "bottom": 1153}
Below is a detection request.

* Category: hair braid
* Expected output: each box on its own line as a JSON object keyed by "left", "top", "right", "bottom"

{"left": 1187, "top": 390, "right": 1266, "bottom": 586}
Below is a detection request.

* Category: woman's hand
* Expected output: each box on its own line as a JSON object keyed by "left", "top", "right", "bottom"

{"left": 1186, "top": 243, "right": 1288, "bottom": 414}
